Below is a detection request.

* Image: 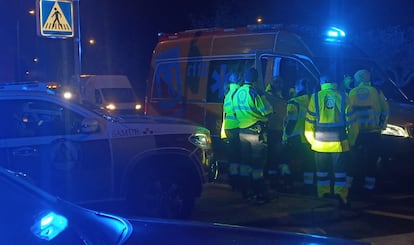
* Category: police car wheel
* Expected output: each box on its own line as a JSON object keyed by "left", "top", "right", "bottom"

{"left": 128, "top": 170, "right": 194, "bottom": 219}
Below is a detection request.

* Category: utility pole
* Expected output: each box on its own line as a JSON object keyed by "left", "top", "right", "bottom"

{"left": 73, "top": 0, "right": 82, "bottom": 98}
{"left": 15, "top": 0, "right": 21, "bottom": 81}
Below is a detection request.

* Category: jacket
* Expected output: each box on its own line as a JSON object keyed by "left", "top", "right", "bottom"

{"left": 305, "top": 83, "right": 359, "bottom": 152}
{"left": 283, "top": 93, "right": 310, "bottom": 143}
{"left": 348, "top": 82, "right": 389, "bottom": 133}
{"left": 233, "top": 83, "right": 273, "bottom": 129}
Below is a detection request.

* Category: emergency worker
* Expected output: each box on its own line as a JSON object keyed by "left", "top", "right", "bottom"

{"left": 220, "top": 72, "right": 242, "bottom": 191}
{"left": 264, "top": 76, "right": 288, "bottom": 190}
{"left": 348, "top": 69, "right": 389, "bottom": 197}
{"left": 304, "top": 75, "right": 358, "bottom": 208}
{"left": 233, "top": 67, "right": 273, "bottom": 203}
{"left": 343, "top": 75, "right": 354, "bottom": 94}
{"left": 282, "top": 78, "right": 314, "bottom": 195}
{"left": 342, "top": 74, "right": 355, "bottom": 188}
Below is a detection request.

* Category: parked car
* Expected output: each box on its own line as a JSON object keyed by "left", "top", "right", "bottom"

{"left": 0, "top": 166, "right": 369, "bottom": 244}
{"left": 0, "top": 81, "right": 214, "bottom": 219}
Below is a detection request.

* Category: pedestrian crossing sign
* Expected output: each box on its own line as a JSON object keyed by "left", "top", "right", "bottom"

{"left": 38, "top": 0, "right": 74, "bottom": 38}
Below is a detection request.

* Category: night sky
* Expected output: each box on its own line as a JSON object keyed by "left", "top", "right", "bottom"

{"left": 2, "top": 0, "right": 414, "bottom": 95}
{"left": 82, "top": 0, "right": 414, "bottom": 91}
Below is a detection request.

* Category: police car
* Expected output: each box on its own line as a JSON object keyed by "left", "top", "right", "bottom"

{"left": 0, "top": 81, "right": 213, "bottom": 219}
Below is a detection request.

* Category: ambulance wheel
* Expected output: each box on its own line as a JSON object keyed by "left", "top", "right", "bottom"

{"left": 128, "top": 169, "right": 195, "bottom": 219}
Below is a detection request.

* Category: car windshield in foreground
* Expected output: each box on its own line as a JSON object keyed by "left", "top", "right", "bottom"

{"left": 0, "top": 167, "right": 132, "bottom": 244}
{"left": 0, "top": 165, "right": 369, "bottom": 244}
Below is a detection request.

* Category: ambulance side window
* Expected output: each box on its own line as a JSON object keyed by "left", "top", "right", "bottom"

{"left": 207, "top": 59, "right": 253, "bottom": 103}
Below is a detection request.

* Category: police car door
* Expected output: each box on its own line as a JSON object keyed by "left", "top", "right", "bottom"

{"left": 0, "top": 98, "right": 112, "bottom": 202}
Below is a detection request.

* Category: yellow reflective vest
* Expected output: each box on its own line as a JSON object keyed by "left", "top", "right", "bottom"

{"left": 305, "top": 83, "right": 359, "bottom": 152}
{"left": 283, "top": 93, "right": 310, "bottom": 143}
{"left": 233, "top": 83, "right": 273, "bottom": 129}
{"left": 220, "top": 84, "right": 240, "bottom": 139}
{"left": 348, "top": 82, "right": 389, "bottom": 133}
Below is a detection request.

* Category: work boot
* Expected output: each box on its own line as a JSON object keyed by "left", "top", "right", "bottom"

{"left": 228, "top": 175, "right": 241, "bottom": 192}
{"left": 253, "top": 193, "right": 271, "bottom": 205}
{"left": 302, "top": 184, "right": 316, "bottom": 196}
{"left": 335, "top": 194, "right": 351, "bottom": 210}
{"left": 279, "top": 174, "right": 294, "bottom": 193}
{"left": 251, "top": 179, "right": 272, "bottom": 204}
{"left": 266, "top": 169, "right": 279, "bottom": 191}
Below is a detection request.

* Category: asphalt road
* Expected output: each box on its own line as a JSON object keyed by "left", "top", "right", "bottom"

{"left": 190, "top": 182, "right": 414, "bottom": 245}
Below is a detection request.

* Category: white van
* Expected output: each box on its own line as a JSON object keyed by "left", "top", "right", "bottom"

{"left": 78, "top": 75, "right": 142, "bottom": 114}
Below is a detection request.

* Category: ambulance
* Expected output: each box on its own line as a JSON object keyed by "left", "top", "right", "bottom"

{"left": 145, "top": 24, "right": 414, "bottom": 185}
{"left": 145, "top": 25, "right": 318, "bottom": 159}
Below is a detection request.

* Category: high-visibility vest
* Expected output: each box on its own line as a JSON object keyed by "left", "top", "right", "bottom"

{"left": 233, "top": 84, "right": 273, "bottom": 129}
{"left": 221, "top": 84, "right": 240, "bottom": 139}
{"left": 305, "top": 83, "right": 359, "bottom": 152}
{"left": 283, "top": 93, "right": 309, "bottom": 143}
{"left": 348, "top": 82, "right": 389, "bottom": 133}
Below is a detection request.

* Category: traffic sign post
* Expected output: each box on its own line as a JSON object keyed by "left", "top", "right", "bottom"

{"left": 36, "top": 0, "right": 82, "bottom": 93}
{"left": 37, "top": 0, "right": 74, "bottom": 38}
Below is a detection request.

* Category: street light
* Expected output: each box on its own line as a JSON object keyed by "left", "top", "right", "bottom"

{"left": 88, "top": 38, "right": 96, "bottom": 45}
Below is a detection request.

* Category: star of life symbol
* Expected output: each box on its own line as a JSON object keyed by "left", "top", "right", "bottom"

{"left": 324, "top": 95, "right": 335, "bottom": 109}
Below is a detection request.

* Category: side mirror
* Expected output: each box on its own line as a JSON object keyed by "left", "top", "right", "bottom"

{"left": 81, "top": 118, "right": 99, "bottom": 133}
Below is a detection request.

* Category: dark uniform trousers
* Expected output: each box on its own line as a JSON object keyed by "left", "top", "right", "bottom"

{"left": 351, "top": 132, "right": 382, "bottom": 192}
{"left": 286, "top": 135, "right": 315, "bottom": 193}
{"left": 239, "top": 122, "right": 268, "bottom": 198}
{"left": 225, "top": 128, "right": 241, "bottom": 190}
{"left": 315, "top": 151, "right": 349, "bottom": 202}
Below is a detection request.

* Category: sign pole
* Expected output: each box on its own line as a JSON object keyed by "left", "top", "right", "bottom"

{"left": 72, "top": 0, "right": 82, "bottom": 99}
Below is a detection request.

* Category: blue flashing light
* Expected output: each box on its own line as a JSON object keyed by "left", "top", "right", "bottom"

{"left": 31, "top": 211, "right": 68, "bottom": 241}
{"left": 325, "top": 27, "right": 346, "bottom": 43}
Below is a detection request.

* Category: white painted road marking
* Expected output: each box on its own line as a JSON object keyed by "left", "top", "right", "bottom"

{"left": 364, "top": 209, "right": 414, "bottom": 221}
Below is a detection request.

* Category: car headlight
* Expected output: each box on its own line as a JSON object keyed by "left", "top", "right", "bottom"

{"left": 381, "top": 124, "right": 410, "bottom": 138}
{"left": 105, "top": 103, "right": 116, "bottom": 110}
{"left": 135, "top": 104, "right": 142, "bottom": 110}
{"left": 189, "top": 133, "right": 211, "bottom": 149}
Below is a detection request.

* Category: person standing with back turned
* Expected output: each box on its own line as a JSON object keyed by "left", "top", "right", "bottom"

{"left": 282, "top": 78, "right": 315, "bottom": 195}
{"left": 348, "top": 69, "right": 389, "bottom": 199}
{"left": 233, "top": 67, "right": 273, "bottom": 204}
{"left": 305, "top": 75, "right": 359, "bottom": 208}
{"left": 220, "top": 72, "right": 242, "bottom": 191}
